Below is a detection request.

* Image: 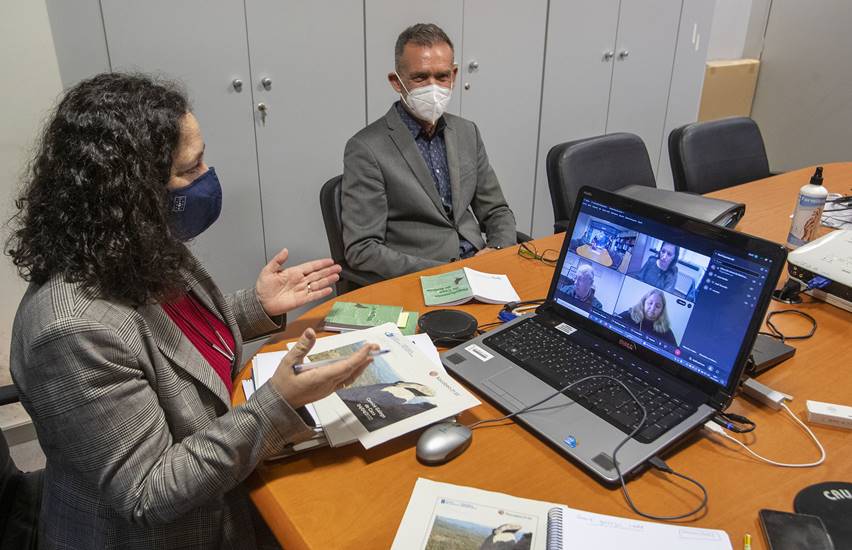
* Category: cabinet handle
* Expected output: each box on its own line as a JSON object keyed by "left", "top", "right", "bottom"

{"left": 618, "top": 49, "right": 629, "bottom": 60}
{"left": 232, "top": 79, "right": 243, "bottom": 92}
{"left": 468, "top": 60, "right": 479, "bottom": 72}
{"left": 603, "top": 51, "right": 615, "bottom": 61}
{"left": 257, "top": 102, "right": 268, "bottom": 125}
{"left": 261, "top": 77, "right": 272, "bottom": 90}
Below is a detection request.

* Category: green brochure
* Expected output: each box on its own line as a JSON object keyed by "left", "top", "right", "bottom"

{"left": 324, "top": 301, "right": 417, "bottom": 334}
{"left": 420, "top": 269, "right": 473, "bottom": 306}
{"left": 420, "top": 267, "right": 520, "bottom": 306}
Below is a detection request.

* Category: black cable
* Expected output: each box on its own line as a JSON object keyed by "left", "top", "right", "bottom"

{"left": 466, "top": 374, "right": 628, "bottom": 429}
{"left": 826, "top": 195, "right": 852, "bottom": 203}
{"left": 764, "top": 309, "right": 817, "bottom": 343}
{"left": 712, "top": 412, "right": 755, "bottom": 434}
{"left": 771, "top": 276, "right": 831, "bottom": 305}
{"left": 467, "top": 374, "right": 707, "bottom": 520}
{"left": 614, "top": 439, "right": 708, "bottom": 521}
{"left": 503, "top": 299, "right": 547, "bottom": 310}
{"left": 638, "top": 457, "right": 709, "bottom": 519}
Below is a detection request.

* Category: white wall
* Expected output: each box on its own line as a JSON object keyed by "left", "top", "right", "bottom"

{"left": 706, "top": 0, "right": 752, "bottom": 60}
{"left": 0, "top": 0, "right": 63, "bottom": 385}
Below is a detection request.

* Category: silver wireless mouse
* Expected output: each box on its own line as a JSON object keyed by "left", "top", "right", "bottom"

{"left": 416, "top": 422, "right": 473, "bottom": 465}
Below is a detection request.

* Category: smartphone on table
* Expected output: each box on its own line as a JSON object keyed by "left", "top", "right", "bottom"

{"left": 759, "top": 509, "right": 834, "bottom": 550}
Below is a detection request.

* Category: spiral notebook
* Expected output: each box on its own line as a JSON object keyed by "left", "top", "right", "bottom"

{"left": 392, "top": 478, "right": 732, "bottom": 550}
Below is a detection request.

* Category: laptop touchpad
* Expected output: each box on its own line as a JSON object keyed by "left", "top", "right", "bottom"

{"left": 486, "top": 369, "right": 563, "bottom": 411}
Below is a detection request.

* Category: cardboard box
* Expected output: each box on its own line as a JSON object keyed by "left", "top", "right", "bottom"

{"left": 698, "top": 59, "right": 760, "bottom": 121}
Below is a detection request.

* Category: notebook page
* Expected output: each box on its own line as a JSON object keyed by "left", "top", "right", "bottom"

{"left": 554, "top": 505, "right": 732, "bottom": 550}
{"left": 463, "top": 267, "right": 521, "bottom": 304}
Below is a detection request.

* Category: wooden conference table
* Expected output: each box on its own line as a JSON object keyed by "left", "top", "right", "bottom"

{"left": 234, "top": 163, "right": 852, "bottom": 550}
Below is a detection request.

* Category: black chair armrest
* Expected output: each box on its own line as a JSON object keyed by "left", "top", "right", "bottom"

{"left": 242, "top": 313, "right": 288, "bottom": 344}
{"left": 515, "top": 231, "right": 531, "bottom": 244}
{"left": 553, "top": 220, "right": 571, "bottom": 233}
{"left": 341, "top": 267, "right": 382, "bottom": 288}
{"left": 0, "top": 384, "right": 19, "bottom": 406}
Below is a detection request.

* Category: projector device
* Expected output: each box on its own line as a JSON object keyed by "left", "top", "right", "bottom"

{"left": 787, "top": 230, "right": 852, "bottom": 313}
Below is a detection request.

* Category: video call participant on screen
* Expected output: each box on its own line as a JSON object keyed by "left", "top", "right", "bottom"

{"left": 563, "top": 264, "right": 602, "bottom": 309}
{"left": 617, "top": 289, "right": 677, "bottom": 346}
{"left": 633, "top": 241, "right": 679, "bottom": 292}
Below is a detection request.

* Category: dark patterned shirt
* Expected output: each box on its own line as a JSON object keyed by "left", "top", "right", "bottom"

{"left": 395, "top": 102, "right": 476, "bottom": 258}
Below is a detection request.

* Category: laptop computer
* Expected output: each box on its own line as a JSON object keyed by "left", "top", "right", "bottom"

{"left": 442, "top": 186, "right": 786, "bottom": 484}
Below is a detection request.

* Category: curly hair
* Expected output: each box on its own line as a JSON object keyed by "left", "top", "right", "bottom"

{"left": 5, "top": 73, "right": 195, "bottom": 306}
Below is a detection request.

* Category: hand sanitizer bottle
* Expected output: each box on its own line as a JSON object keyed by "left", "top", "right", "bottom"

{"left": 786, "top": 166, "right": 828, "bottom": 249}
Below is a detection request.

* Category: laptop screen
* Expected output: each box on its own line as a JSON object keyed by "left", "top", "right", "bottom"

{"left": 552, "top": 197, "right": 775, "bottom": 388}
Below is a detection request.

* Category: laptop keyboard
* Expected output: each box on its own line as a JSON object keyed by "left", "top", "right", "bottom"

{"left": 483, "top": 319, "right": 697, "bottom": 443}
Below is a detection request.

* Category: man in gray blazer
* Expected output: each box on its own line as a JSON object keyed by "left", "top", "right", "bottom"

{"left": 342, "top": 23, "right": 517, "bottom": 280}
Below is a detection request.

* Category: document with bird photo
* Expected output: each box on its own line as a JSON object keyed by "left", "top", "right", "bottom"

{"left": 298, "top": 324, "right": 480, "bottom": 449}
{"left": 393, "top": 479, "right": 733, "bottom": 550}
{"left": 393, "top": 479, "right": 546, "bottom": 550}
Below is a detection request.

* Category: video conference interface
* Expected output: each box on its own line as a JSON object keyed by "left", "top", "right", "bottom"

{"left": 554, "top": 198, "right": 773, "bottom": 387}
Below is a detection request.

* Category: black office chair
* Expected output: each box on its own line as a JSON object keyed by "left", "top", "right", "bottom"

{"left": 546, "top": 133, "right": 656, "bottom": 233}
{"left": 668, "top": 116, "right": 771, "bottom": 194}
{"left": 322, "top": 175, "right": 532, "bottom": 294}
{"left": 319, "top": 175, "right": 383, "bottom": 295}
{"left": 1, "top": 384, "right": 42, "bottom": 549}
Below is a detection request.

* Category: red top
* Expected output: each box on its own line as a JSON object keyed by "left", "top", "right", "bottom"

{"left": 162, "top": 293, "right": 235, "bottom": 394}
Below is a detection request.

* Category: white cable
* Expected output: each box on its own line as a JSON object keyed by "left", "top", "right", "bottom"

{"left": 704, "top": 403, "right": 826, "bottom": 467}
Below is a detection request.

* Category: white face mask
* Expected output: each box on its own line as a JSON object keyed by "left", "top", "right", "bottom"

{"left": 395, "top": 71, "right": 452, "bottom": 124}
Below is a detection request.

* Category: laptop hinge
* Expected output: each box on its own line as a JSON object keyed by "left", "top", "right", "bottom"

{"left": 536, "top": 302, "right": 554, "bottom": 315}
{"left": 710, "top": 390, "right": 732, "bottom": 410}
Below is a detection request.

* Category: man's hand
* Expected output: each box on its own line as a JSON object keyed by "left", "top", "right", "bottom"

{"left": 269, "top": 328, "right": 377, "bottom": 409}
{"left": 255, "top": 248, "right": 342, "bottom": 317}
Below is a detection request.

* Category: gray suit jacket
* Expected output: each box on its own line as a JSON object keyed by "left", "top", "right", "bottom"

{"left": 10, "top": 257, "right": 315, "bottom": 549}
{"left": 342, "top": 105, "right": 516, "bottom": 279}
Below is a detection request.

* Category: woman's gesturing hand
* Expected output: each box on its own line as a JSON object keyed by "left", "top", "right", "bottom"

{"left": 255, "top": 248, "right": 342, "bottom": 317}
{"left": 270, "top": 328, "right": 377, "bottom": 409}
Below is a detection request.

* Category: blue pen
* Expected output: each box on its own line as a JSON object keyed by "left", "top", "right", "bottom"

{"left": 292, "top": 349, "right": 390, "bottom": 374}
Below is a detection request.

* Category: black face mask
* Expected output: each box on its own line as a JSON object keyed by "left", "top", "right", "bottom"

{"left": 167, "top": 167, "right": 222, "bottom": 241}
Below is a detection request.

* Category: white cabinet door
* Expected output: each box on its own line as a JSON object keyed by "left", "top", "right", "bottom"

{"left": 101, "top": 0, "right": 265, "bottom": 294}
{"left": 460, "top": 0, "right": 548, "bottom": 236}
{"left": 606, "top": 0, "right": 682, "bottom": 178}
{"left": 364, "top": 0, "right": 463, "bottom": 124}
{"left": 656, "top": 0, "right": 715, "bottom": 189}
{"left": 245, "top": 0, "right": 366, "bottom": 268}
{"left": 531, "top": 0, "right": 620, "bottom": 237}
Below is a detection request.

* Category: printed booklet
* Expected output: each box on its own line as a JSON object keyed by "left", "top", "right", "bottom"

{"left": 323, "top": 301, "right": 418, "bottom": 335}
{"left": 286, "top": 324, "right": 480, "bottom": 449}
{"left": 420, "top": 267, "right": 520, "bottom": 306}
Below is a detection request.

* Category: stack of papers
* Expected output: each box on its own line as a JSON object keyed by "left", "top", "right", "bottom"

{"left": 823, "top": 194, "right": 852, "bottom": 229}
{"left": 290, "top": 324, "right": 480, "bottom": 449}
{"left": 323, "top": 301, "right": 418, "bottom": 335}
{"left": 242, "top": 326, "right": 477, "bottom": 452}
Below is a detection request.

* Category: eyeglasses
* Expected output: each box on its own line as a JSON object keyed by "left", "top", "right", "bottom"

{"left": 517, "top": 242, "right": 559, "bottom": 265}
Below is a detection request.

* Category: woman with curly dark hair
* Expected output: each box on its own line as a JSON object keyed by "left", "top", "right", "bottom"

{"left": 6, "top": 73, "right": 377, "bottom": 549}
